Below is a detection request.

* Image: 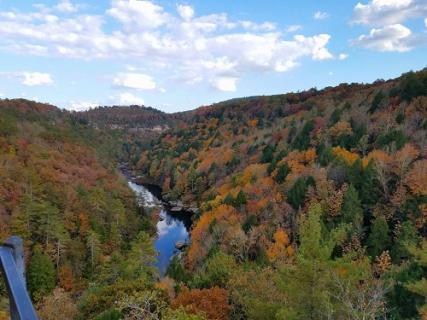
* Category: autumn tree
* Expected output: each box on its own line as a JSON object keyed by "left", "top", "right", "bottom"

{"left": 172, "top": 286, "right": 231, "bottom": 320}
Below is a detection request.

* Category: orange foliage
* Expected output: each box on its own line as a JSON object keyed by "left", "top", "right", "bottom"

{"left": 363, "top": 149, "right": 392, "bottom": 168}
{"left": 58, "top": 265, "right": 74, "bottom": 291}
{"left": 333, "top": 146, "right": 359, "bottom": 165}
{"left": 241, "top": 164, "right": 267, "bottom": 186}
{"left": 187, "top": 205, "right": 239, "bottom": 268}
{"left": 172, "top": 286, "right": 231, "bottom": 320}
{"left": 405, "top": 160, "right": 427, "bottom": 196}
{"left": 247, "top": 119, "right": 258, "bottom": 128}
{"left": 267, "top": 228, "right": 293, "bottom": 262}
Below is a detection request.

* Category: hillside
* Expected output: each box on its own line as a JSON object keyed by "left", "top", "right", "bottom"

{"left": 0, "top": 69, "right": 426, "bottom": 320}
{"left": 0, "top": 100, "right": 193, "bottom": 320}
{"left": 134, "top": 70, "right": 427, "bottom": 319}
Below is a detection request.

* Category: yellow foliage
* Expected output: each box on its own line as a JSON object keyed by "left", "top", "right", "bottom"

{"left": 267, "top": 229, "right": 292, "bottom": 262}
{"left": 241, "top": 164, "right": 267, "bottom": 186}
{"left": 332, "top": 146, "right": 359, "bottom": 165}
{"left": 329, "top": 121, "right": 353, "bottom": 137}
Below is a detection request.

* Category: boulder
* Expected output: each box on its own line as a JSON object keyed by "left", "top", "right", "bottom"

{"left": 175, "top": 241, "right": 187, "bottom": 250}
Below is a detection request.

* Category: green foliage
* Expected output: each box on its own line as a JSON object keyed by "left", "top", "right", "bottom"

{"left": 275, "top": 163, "right": 290, "bottom": 184}
{"left": 291, "top": 120, "right": 314, "bottom": 151}
{"left": 369, "top": 90, "right": 385, "bottom": 113}
{"left": 376, "top": 129, "right": 407, "bottom": 150}
{"left": 167, "top": 257, "right": 191, "bottom": 283}
{"left": 191, "top": 252, "right": 237, "bottom": 288}
{"left": 341, "top": 184, "right": 363, "bottom": 230}
{"left": 400, "top": 72, "right": 427, "bottom": 102}
{"left": 27, "top": 248, "right": 56, "bottom": 302}
{"left": 93, "top": 308, "right": 123, "bottom": 320}
{"left": 367, "top": 216, "right": 391, "bottom": 258}
{"left": 287, "top": 177, "right": 312, "bottom": 210}
{"left": 391, "top": 221, "right": 419, "bottom": 264}
{"left": 261, "top": 145, "right": 275, "bottom": 163}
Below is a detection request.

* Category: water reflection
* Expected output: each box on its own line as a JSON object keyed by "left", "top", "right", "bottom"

{"left": 127, "top": 180, "right": 190, "bottom": 276}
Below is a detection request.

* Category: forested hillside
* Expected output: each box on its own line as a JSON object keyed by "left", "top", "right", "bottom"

{"left": 135, "top": 70, "right": 427, "bottom": 319}
{"left": 0, "top": 69, "right": 426, "bottom": 320}
{"left": 0, "top": 100, "right": 198, "bottom": 320}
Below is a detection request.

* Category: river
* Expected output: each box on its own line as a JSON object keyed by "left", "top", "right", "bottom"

{"left": 127, "top": 180, "right": 191, "bottom": 276}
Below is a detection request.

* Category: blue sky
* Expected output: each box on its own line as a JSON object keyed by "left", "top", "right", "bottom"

{"left": 0, "top": 0, "right": 426, "bottom": 112}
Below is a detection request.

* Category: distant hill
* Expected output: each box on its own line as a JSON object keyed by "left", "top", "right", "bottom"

{"left": 76, "top": 105, "right": 181, "bottom": 133}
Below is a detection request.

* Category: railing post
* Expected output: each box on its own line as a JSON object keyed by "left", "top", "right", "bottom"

{"left": 5, "top": 237, "right": 25, "bottom": 320}
{"left": 4, "top": 237, "right": 26, "bottom": 286}
{"left": 0, "top": 236, "right": 38, "bottom": 320}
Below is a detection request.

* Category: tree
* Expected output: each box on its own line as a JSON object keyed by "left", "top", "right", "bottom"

{"left": 37, "top": 288, "right": 78, "bottom": 320}
{"left": 277, "top": 204, "right": 387, "bottom": 319}
{"left": 275, "top": 163, "right": 290, "bottom": 184}
{"left": 191, "top": 252, "right": 237, "bottom": 288}
{"left": 341, "top": 184, "right": 363, "bottom": 230}
{"left": 122, "top": 231, "right": 157, "bottom": 281}
{"left": 261, "top": 145, "right": 275, "bottom": 163}
{"left": 172, "top": 286, "right": 231, "bottom": 320}
{"left": 277, "top": 204, "right": 337, "bottom": 319}
{"left": 287, "top": 177, "right": 310, "bottom": 210}
{"left": 404, "top": 240, "right": 427, "bottom": 319}
{"left": 27, "top": 248, "right": 56, "bottom": 302}
{"left": 234, "top": 190, "right": 247, "bottom": 207}
{"left": 369, "top": 90, "right": 385, "bottom": 113}
{"left": 367, "top": 216, "right": 391, "bottom": 258}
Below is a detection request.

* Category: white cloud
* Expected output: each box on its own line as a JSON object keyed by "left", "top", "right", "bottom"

{"left": 352, "top": 0, "right": 427, "bottom": 26}
{"left": 338, "top": 53, "right": 349, "bottom": 60}
{"left": 350, "top": 1, "right": 427, "bottom": 52}
{"left": 68, "top": 101, "right": 98, "bottom": 111}
{"left": 285, "top": 24, "right": 302, "bottom": 33}
{"left": 177, "top": 4, "right": 194, "bottom": 21}
{"left": 0, "top": 1, "right": 335, "bottom": 92}
{"left": 314, "top": 11, "right": 329, "bottom": 20}
{"left": 107, "top": 0, "right": 169, "bottom": 30}
{"left": 211, "top": 76, "right": 238, "bottom": 92}
{"left": 2, "top": 71, "right": 54, "bottom": 86}
{"left": 55, "top": 0, "right": 78, "bottom": 13}
{"left": 0, "top": 92, "right": 4, "bottom": 98}
{"left": 351, "top": 24, "right": 414, "bottom": 52}
{"left": 239, "top": 20, "right": 276, "bottom": 31}
{"left": 425, "top": 17, "right": 427, "bottom": 27}
{"left": 116, "top": 92, "right": 145, "bottom": 105}
{"left": 113, "top": 73, "right": 156, "bottom": 90}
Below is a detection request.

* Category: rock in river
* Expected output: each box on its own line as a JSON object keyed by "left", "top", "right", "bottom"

{"left": 175, "top": 241, "right": 187, "bottom": 250}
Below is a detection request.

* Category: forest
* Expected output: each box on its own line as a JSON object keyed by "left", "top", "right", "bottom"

{"left": 0, "top": 69, "right": 427, "bottom": 319}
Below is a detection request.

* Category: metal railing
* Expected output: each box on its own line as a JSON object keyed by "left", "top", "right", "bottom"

{"left": 0, "top": 237, "right": 38, "bottom": 320}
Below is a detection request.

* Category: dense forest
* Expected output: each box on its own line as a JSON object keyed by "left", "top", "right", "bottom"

{"left": 135, "top": 70, "right": 427, "bottom": 320}
{"left": 0, "top": 100, "right": 197, "bottom": 319}
{"left": 0, "top": 69, "right": 426, "bottom": 319}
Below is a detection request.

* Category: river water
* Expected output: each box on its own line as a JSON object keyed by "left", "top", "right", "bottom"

{"left": 127, "top": 181, "right": 191, "bottom": 276}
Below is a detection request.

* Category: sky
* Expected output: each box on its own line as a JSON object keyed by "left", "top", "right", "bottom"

{"left": 0, "top": 0, "right": 426, "bottom": 113}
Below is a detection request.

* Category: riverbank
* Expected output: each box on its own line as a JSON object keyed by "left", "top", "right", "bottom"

{"left": 119, "top": 162, "right": 199, "bottom": 215}
{"left": 121, "top": 164, "right": 193, "bottom": 276}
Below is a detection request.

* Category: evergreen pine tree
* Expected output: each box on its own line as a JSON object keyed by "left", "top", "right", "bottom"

{"left": 367, "top": 216, "right": 391, "bottom": 258}
{"left": 27, "top": 247, "right": 56, "bottom": 302}
{"left": 341, "top": 184, "right": 363, "bottom": 230}
{"left": 275, "top": 163, "right": 290, "bottom": 184}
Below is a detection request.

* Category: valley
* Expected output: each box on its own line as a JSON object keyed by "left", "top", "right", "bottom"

{"left": 0, "top": 69, "right": 426, "bottom": 319}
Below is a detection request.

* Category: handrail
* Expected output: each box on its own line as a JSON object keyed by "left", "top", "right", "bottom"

{"left": 0, "top": 236, "right": 38, "bottom": 320}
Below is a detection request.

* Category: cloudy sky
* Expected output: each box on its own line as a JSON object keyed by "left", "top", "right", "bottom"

{"left": 0, "top": 0, "right": 426, "bottom": 112}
